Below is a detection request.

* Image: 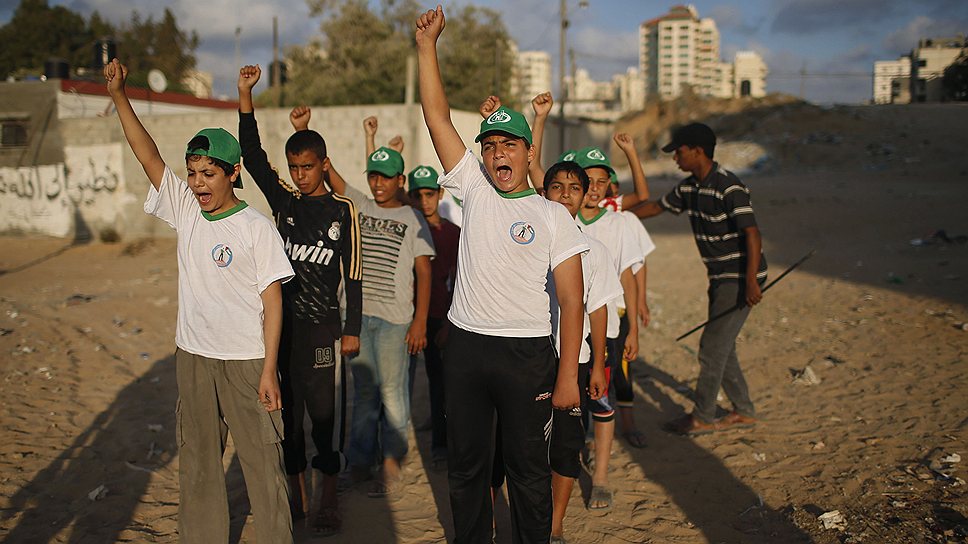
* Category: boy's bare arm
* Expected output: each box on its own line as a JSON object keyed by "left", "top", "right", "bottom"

{"left": 363, "top": 116, "right": 378, "bottom": 156}
{"left": 416, "top": 5, "right": 466, "bottom": 172}
{"left": 104, "top": 59, "right": 165, "bottom": 189}
{"left": 744, "top": 226, "right": 763, "bottom": 307}
{"left": 290, "top": 106, "right": 311, "bottom": 131}
{"left": 627, "top": 199, "right": 665, "bottom": 219}
{"left": 614, "top": 132, "right": 650, "bottom": 207}
{"left": 259, "top": 280, "right": 283, "bottom": 412}
{"left": 529, "top": 92, "right": 553, "bottom": 189}
{"left": 407, "top": 255, "right": 432, "bottom": 355}
{"left": 588, "top": 305, "right": 608, "bottom": 400}
{"left": 322, "top": 162, "right": 348, "bottom": 195}
{"left": 551, "top": 254, "right": 584, "bottom": 410}
{"left": 619, "top": 267, "right": 639, "bottom": 361}
{"left": 636, "top": 264, "right": 650, "bottom": 327}
{"left": 238, "top": 64, "right": 260, "bottom": 114}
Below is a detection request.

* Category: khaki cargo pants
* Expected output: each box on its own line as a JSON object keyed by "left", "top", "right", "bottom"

{"left": 175, "top": 348, "right": 293, "bottom": 543}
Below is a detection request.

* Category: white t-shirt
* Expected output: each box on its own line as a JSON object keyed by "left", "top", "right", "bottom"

{"left": 438, "top": 192, "right": 463, "bottom": 227}
{"left": 344, "top": 184, "right": 436, "bottom": 325}
{"left": 439, "top": 150, "right": 588, "bottom": 337}
{"left": 621, "top": 211, "right": 656, "bottom": 274}
{"left": 145, "top": 166, "right": 294, "bottom": 360}
{"left": 548, "top": 233, "right": 624, "bottom": 363}
{"left": 577, "top": 208, "right": 643, "bottom": 337}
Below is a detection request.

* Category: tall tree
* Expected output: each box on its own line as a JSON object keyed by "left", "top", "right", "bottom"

{"left": 117, "top": 9, "right": 199, "bottom": 92}
{"left": 0, "top": 1, "right": 197, "bottom": 93}
{"left": 436, "top": 5, "right": 515, "bottom": 111}
{"left": 263, "top": 0, "right": 513, "bottom": 110}
{"left": 0, "top": 0, "right": 89, "bottom": 77}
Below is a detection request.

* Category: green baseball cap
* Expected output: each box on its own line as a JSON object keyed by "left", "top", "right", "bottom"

{"left": 186, "top": 128, "right": 243, "bottom": 188}
{"left": 366, "top": 146, "right": 405, "bottom": 177}
{"left": 610, "top": 171, "right": 619, "bottom": 184}
{"left": 408, "top": 165, "right": 440, "bottom": 191}
{"left": 557, "top": 149, "right": 578, "bottom": 163}
{"left": 475, "top": 106, "right": 532, "bottom": 145}
{"left": 574, "top": 146, "right": 616, "bottom": 176}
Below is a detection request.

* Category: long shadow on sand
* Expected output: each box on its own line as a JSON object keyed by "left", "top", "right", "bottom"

{"left": 1, "top": 355, "right": 178, "bottom": 543}
{"left": 620, "top": 359, "right": 813, "bottom": 543}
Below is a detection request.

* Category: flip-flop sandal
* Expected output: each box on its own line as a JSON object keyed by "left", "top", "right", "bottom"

{"left": 550, "top": 536, "right": 568, "bottom": 544}
{"left": 313, "top": 506, "right": 342, "bottom": 538}
{"left": 366, "top": 478, "right": 403, "bottom": 499}
{"left": 588, "top": 485, "right": 613, "bottom": 512}
{"left": 622, "top": 430, "right": 649, "bottom": 448}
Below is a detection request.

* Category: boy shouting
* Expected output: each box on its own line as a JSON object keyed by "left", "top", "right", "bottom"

{"left": 106, "top": 59, "right": 294, "bottom": 543}
{"left": 417, "top": 6, "right": 588, "bottom": 543}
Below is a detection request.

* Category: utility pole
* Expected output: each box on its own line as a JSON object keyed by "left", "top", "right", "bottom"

{"left": 234, "top": 27, "right": 241, "bottom": 76}
{"left": 799, "top": 61, "right": 807, "bottom": 100}
{"left": 558, "top": 0, "right": 568, "bottom": 152}
{"left": 272, "top": 16, "right": 282, "bottom": 106}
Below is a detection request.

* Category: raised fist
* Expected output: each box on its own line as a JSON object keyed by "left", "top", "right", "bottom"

{"left": 363, "top": 116, "right": 378, "bottom": 137}
{"left": 479, "top": 95, "right": 502, "bottom": 119}
{"left": 416, "top": 5, "right": 446, "bottom": 46}
{"left": 613, "top": 132, "right": 635, "bottom": 152}
{"left": 531, "top": 92, "right": 553, "bottom": 117}
{"left": 290, "top": 106, "right": 311, "bottom": 131}
{"left": 104, "top": 58, "right": 128, "bottom": 96}
{"left": 238, "top": 65, "right": 261, "bottom": 91}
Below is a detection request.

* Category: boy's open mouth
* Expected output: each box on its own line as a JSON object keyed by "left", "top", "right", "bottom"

{"left": 495, "top": 165, "right": 513, "bottom": 184}
{"left": 196, "top": 192, "right": 212, "bottom": 206}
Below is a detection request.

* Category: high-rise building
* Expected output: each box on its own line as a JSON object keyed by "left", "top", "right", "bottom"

{"left": 873, "top": 57, "right": 911, "bottom": 104}
{"left": 515, "top": 50, "right": 553, "bottom": 106}
{"left": 639, "top": 5, "right": 766, "bottom": 101}
{"left": 640, "top": 5, "right": 721, "bottom": 99}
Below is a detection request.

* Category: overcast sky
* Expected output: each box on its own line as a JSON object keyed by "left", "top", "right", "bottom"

{"left": 2, "top": 0, "right": 966, "bottom": 104}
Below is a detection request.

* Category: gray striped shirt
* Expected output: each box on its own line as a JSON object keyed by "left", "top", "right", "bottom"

{"left": 659, "top": 163, "right": 768, "bottom": 281}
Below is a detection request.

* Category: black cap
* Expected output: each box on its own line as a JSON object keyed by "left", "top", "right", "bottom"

{"left": 661, "top": 123, "right": 716, "bottom": 153}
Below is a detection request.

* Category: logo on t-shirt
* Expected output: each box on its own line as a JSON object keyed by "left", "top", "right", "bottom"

{"left": 487, "top": 110, "right": 511, "bottom": 125}
{"left": 586, "top": 148, "right": 606, "bottom": 161}
{"left": 371, "top": 149, "right": 390, "bottom": 162}
{"left": 509, "top": 221, "right": 535, "bottom": 245}
{"left": 212, "top": 244, "right": 233, "bottom": 267}
{"left": 328, "top": 221, "right": 341, "bottom": 241}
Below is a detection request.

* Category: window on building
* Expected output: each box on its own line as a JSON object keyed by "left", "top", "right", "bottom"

{"left": 917, "top": 59, "right": 926, "bottom": 67}
{"left": 1, "top": 119, "right": 28, "bottom": 148}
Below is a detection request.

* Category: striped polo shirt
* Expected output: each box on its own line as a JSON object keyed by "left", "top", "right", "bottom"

{"left": 659, "top": 163, "right": 768, "bottom": 282}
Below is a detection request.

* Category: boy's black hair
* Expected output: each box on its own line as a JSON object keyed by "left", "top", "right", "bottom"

{"left": 286, "top": 130, "right": 327, "bottom": 161}
{"left": 695, "top": 143, "right": 715, "bottom": 160}
{"left": 185, "top": 135, "right": 235, "bottom": 176}
{"left": 543, "top": 161, "right": 590, "bottom": 193}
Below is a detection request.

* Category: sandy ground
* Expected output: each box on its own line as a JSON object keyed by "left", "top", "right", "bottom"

{"left": 1, "top": 158, "right": 967, "bottom": 543}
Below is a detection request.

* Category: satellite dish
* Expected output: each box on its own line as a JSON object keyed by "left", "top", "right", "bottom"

{"left": 147, "top": 69, "right": 168, "bottom": 93}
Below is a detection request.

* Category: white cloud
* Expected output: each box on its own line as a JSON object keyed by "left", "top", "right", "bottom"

{"left": 882, "top": 15, "right": 967, "bottom": 54}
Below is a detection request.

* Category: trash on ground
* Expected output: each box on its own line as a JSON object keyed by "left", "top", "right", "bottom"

{"left": 88, "top": 484, "right": 108, "bottom": 501}
{"left": 818, "top": 510, "right": 847, "bottom": 531}
{"left": 792, "top": 365, "right": 822, "bottom": 386}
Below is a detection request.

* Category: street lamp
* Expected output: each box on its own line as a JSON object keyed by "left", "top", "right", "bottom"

{"left": 559, "top": 0, "right": 589, "bottom": 152}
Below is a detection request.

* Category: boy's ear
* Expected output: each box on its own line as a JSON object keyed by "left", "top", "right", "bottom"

{"left": 231, "top": 164, "right": 241, "bottom": 182}
{"left": 527, "top": 143, "right": 536, "bottom": 164}
{"left": 321, "top": 157, "right": 332, "bottom": 171}
{"left": 396, "top": 174, "right": 406, "bottom": 188}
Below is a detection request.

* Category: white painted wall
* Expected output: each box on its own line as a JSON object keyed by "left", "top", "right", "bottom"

{"left": 0, "top": 104, "right": 487, "bottom": 239}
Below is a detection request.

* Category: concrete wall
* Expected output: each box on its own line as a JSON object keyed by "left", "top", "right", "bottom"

{"left": 0, "top": 103, "right": 487, "bottom": 240}
{"left": 0, "top": 80, "right": 63, "bottom": 168}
